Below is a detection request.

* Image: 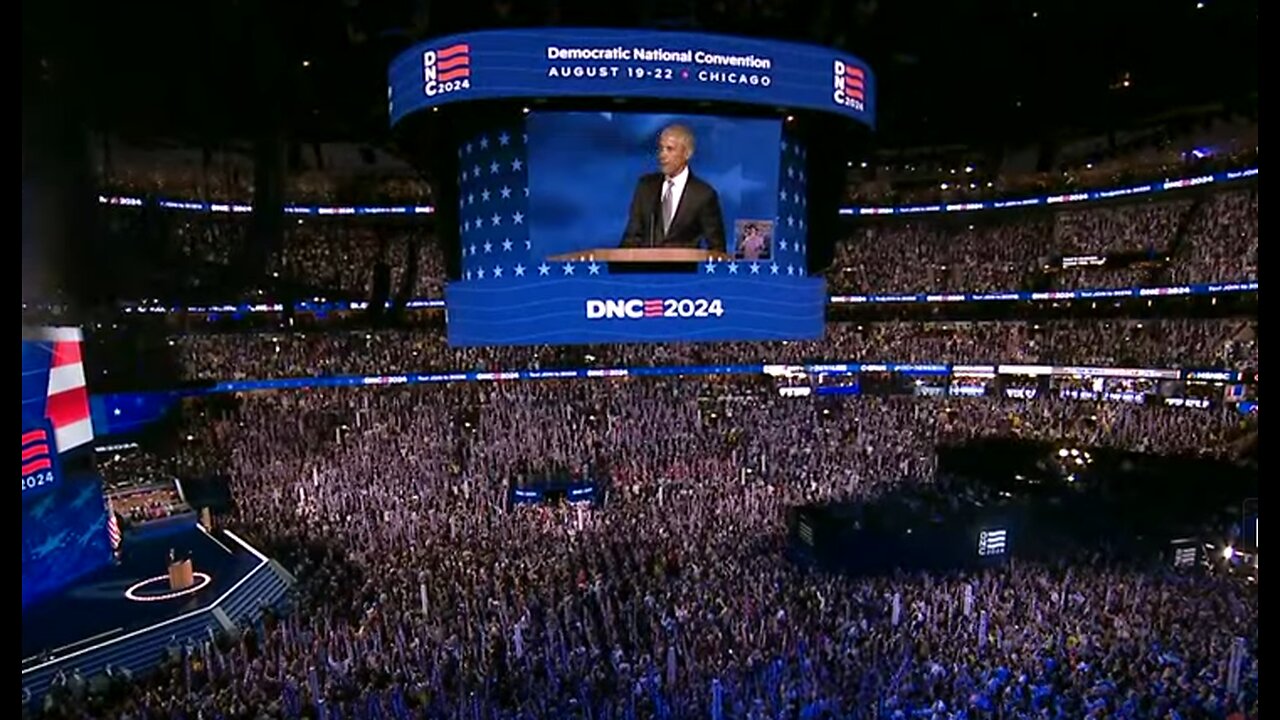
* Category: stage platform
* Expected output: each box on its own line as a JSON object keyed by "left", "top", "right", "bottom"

{"left": 21, "top": 522, "right": 293, "bottom": 704}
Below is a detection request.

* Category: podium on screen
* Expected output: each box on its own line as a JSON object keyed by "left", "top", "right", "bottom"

{"left": 546, "top": 248, "right": 731, "bottom": 273}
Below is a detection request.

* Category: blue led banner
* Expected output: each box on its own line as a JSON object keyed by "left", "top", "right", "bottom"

{"left": 843, "top": 168, "right": 1258, "bottom": 217}
{"left": 444, "top": 274, "right": 826, "bottom": 346}
{"left": 387, "top": 29, "right": 876, "bottom": 128}
{"left": 106, "top": 279, "right": 1257, "bottom": 317}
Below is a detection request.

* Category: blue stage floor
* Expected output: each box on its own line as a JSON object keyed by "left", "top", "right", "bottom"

{"left": 21, "top": 525, "right": 258, "bottom": 662}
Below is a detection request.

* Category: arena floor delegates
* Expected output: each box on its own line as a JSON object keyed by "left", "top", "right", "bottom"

{"left": 34, "top": 379, "right": 1258, "bottom": 720}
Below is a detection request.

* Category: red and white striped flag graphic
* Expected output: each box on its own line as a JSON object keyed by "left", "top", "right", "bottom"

{"left": 106, "top": 497, "right": 122, "bottom": 551}
{"left": 45, "top": 327, "right": 94, "bottom": 453}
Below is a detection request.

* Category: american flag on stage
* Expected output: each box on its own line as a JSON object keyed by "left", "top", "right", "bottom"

{"left": 106, "top": 497, "right": 122, "bottom": 552}
{"left": 457, "top": 128, "right": 533, "bottom": 283}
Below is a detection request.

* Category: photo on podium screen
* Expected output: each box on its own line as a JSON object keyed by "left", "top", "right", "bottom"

{"left": 525, "top": 111, "right": 782, "bottom": 262}
{"left": 733, "top": 219, "right": 773, "bottom": 261}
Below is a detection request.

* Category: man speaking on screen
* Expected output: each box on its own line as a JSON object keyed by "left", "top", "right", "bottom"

{"left": 620, "top": 124, "right": 727, "bottom": 252}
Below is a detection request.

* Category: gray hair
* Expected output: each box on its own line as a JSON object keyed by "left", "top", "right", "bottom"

{"left": 660, "top": 124, "right": 695, "bottom": 156}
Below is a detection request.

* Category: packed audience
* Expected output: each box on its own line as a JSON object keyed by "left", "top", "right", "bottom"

{"left": 99, "top": 448, "right": 194, "bottom": 527}
{"left": 267, "top": 225, "right": 446, "bottom": 299}
{"left": 33, "top": 381, "right": 1258, "bottom": 718}
{"left": 170, "top": 318, "right": 1257, "bottom": 381}
{"left": 94, "top": 171, "right": 1256, "bottom": 305}
{"left": 99, "top": 166, "right": 431, "bottom": 206}
{"left": 827, "top": 194, "right": 1254, "bottom": 296}
{"left": 1172, "top": 189, "right": 1259, "bottom": 286}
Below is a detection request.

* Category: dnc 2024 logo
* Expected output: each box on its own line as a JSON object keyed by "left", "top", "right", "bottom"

{"left": 21, "top": 421, "right": 60, "bottom": 496}
{"left": 832, "top": 60, "right": 865, "bottom": 112}
{"left": 423, "top": 43, "right": 472, "bottom": 98}
{"left": 585, "top": 298, "right": 725, "bottom": 320}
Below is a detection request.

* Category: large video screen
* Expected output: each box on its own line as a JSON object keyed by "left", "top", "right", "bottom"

{"left": 388, "top": 29, "right": 876, "bottom": 129}
{"left": 22, "top": 327, "right": 111, "bottom": 608}
{"left": 444, "top": 111, "right": 826, "bottom": 346}
{"left": 527, "top": 112, "right": 781, "bottom": 260}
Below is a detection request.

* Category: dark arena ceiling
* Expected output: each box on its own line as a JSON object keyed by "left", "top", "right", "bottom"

{"left": 23, "top": 0, "right": 1257, "bottom": 150}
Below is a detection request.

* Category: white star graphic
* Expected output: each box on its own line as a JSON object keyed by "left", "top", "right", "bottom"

{"left": 489, "top": 161, "right": 500, "bottom": 175}
{"left": 469, "top": 244, "right": 477, "bottom": 256}
{"left": 561, "top": 263, "right": 575, "bottom": 275}
{"left": 798, "top": 219, "right": 804, "bottom": 229}
{"left": 465, "top": 142, "right": 473, "bottom": 155}
{"left": 787, "top": 264, "right": 795, "bottom": 276}
{"left": 465, "top": 269, "right": 472, "bottom": 280}
{"left": 502, "top": 238, "right": 513, "bottom": 251}
{"left": 770, "top": 263, "right": 780, "bottom": 275}
{"left": 461, "top": 170, "right": 467, "bottom": 181}
{"left": 491, "top": 213, "right": 502, "bottom": 226}
{"left": 793, "top": 192, "right": 800, "bottom": 204}
{"left": 476, "top": 267, "right": 486, "bottom": 279}
{"left": 538, "top": 263, "right": 550, "bottom": 276}
{"left": 457, "top": 146, "right": 463, "bottom": 158}
{"left": 479, "top": 136, "right": 489, "bottom": 149}
{"left": 512, "top": 212, "right": 524, "bottom": 225}
{"left": 728, "top": 262, "right": 739, "bottom": 274}
{"left": 492, "top": 265, "right": 503, "bottom": 278}
{"left": 787, "top": 166, "right": 794, "bottom": 178}
{"left": 787, "top": 215, "right": 794, "bottom": 227}
{"left": 750, "top": 262, "right": 761, "bottom": 274}
{"left": 588, "top": 262, "right": 601, "bottom": 275}
{"left": 463, "top": 220, "right": 470, "bottom": 231}
{"left": 780, "top": 140, "right": 788, "bottom": 152}
{"left": 514, "top": 263, "right": 526, "bottom": 276}
{"left": 522, "top": 133, "right": 528, "bottom": 144}
{"left": 500, "top": 185, "right": 512, "bottom": 199}
{"left": 780, "top": 239, "right": 788, "bottom": 251}
{"left": 779, "top": 189, "right": 788, "bottom": 201}
{"left": 525, "top": 240, "right": 532, "bottom": 250}
{"left": 798, "top": 171, "right": 805, "bottom": 182}
{"left": 498, "top": 131, "right": 511, "bottom": 146}
{"left": 483, "top": 241, "right": 492, "bottom": 253}
{"left": 511, "top": 158, "right": 523, "bottom": 171}
{"left": 481, "top": 189, "right": 491, "bottom": 202}
{"left": 703, "top": 260, "right": 717, "bottom": 274}
{"left": 467, "top": 193, "right": 474, "bottom": 205}
{"left": 523, "top": 187, "right": 529, "bottom": 197}
{"left": 474, "top": 216, "right": 484, "bottom": 228}
{"left": 473, "top": 164, "right": 481, "bottom": 177}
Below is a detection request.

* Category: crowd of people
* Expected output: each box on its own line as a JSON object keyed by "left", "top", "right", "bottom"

{"left": 98, "top": 448, "right": 193, "bottom": 528}
{"left": 1172, "top": 190, "right": 1259, "bottom": 287}
{"left": 266, "top": 224, "right": 446, "bottom": 300}
{"left": 31, "top": 139, "right": 1256, "bottom": 719}
{"left": 34, "top": 380, "right": 1257, "bottom": 719}
{"left": 845, "top": 135, "right": 1257, "bottom": 207}
{"left": 99, "top": 165, "right": 432, "bottom": 206}
{"left": 168, "top": 317, "right": 1257, "bottom": 381}
{"left": 828, "top": 190, "right": 1257, "bottom": 297}
{"left": 93, "top": 170, "right": 1256, "bottom": 305}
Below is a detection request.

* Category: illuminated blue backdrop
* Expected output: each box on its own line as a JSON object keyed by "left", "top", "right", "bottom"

{"left": 525, "top": 112, "right": 781, "bottom": 258}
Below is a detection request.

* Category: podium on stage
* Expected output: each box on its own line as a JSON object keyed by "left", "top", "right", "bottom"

{"left": 546, "top": 248, "right": 731, "bottom": 273}
{"left": 168, "top": 559, "right": 194, "bottom": 591}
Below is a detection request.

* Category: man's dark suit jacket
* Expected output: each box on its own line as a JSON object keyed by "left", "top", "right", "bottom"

{"left": 619, "top": 171, "right": 727, "bottom": 252}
